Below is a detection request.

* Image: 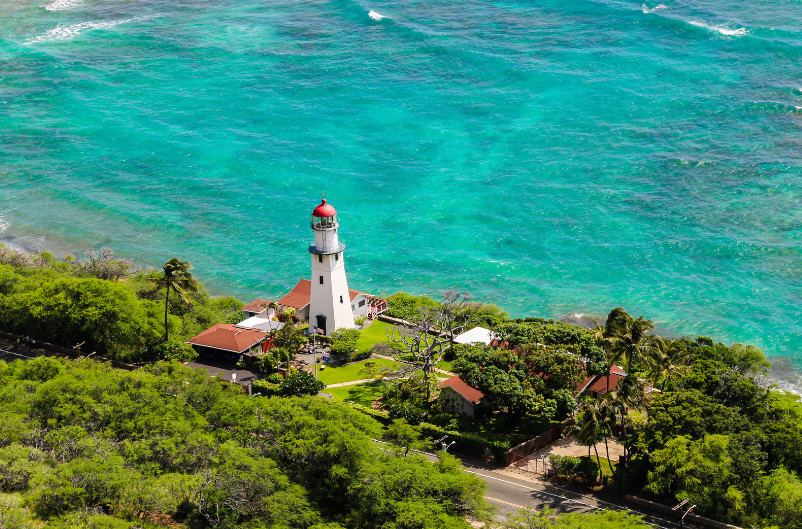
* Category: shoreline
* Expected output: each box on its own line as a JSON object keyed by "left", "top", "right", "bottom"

{"left": 1, "top": 229, "right": 801, "bottom": 398}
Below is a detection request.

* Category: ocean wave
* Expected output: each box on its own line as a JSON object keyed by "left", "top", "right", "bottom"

{"left": 43, "top": 0, "right": 84, "bottom": 11}
{"left": 368, "top": 10, "right": 385, "bottom": 21}
{"left": 641, "top": 3, "right": 667, "bottom": 14}
{"left": 687, "top": 20, "right": 747, "bottom": 37}
{"left": 747, "top": 101, "right": 802, "bottom": 114}
{"left": 26, "top": 14, "right": 159, "bottom": 44}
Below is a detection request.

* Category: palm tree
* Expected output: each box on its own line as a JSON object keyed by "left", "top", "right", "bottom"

{"left": 647, "top": 337, "right": 690, "bottom": 391}
{"left": 599, "top": 394, "right": 619, "bottom": 474}
{"left": 604, "top": 308, "right": 656, "bottom": 383}
{"left": 151, "top": 258, "right": 198, "bottom": 342}
{"left": 566, "top": 399, "right": 609, "bottom": 482}
{"left": 609, "top": 375, "right": 647, "bottom": 463}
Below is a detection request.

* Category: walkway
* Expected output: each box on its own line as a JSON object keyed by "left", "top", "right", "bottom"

{"left": 326, "top": 378, "right": 378, "bottom": 388}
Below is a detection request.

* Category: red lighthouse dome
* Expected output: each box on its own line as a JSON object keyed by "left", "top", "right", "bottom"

{"left": 312, "top": 199, "right": 337, "bottom": 218}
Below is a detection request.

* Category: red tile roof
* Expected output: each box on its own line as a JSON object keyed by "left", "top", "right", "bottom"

{"left": 278, "top": 279, "right": 368, "bottom": 309}
{"left": 439, "top": 375, "right": 484, "bottom": 404}
{"left": 588, "top": 372, "right": 625, "bottom": 394}
{"left": 242, "top": 299, "right": 273, "bottom": 313}
{"left": 349, "top": 288, "right": 364, "bottom": 301}
{"left": 575, "top": 375, "right": 596, "bottom": 395}
{"left": 278, "top": 280, "right": 312, "bottom": 309}
{"left": 576, "top": 365, "right": 627, "bottom": 396}
{"left": 189, "top": 324, "right": 266, "bottom": 353}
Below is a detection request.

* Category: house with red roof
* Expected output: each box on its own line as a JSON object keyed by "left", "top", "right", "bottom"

{"left": 188, "top": 324, "right": 268, "bottom": 360}
{"left": 241, "top": 298, "right": 274, "bottom": 319}
{"left": 574, "top": 364, "right": 633, "bottom": 398}
{"left": 438, "top": 375, "right": 484, "bottom": 417}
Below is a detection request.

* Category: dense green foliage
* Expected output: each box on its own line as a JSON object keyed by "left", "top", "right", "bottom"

{"left": 449, "top": 339, "right": 589, "bottom": 421}
{"left": 501, "top": 508, "right": 652, "bottom": 529}
{"left": 548, "top": 456, "right": 599, "bottom": 484}
{"left": 279, "top": 370, "right": 325, "bottom": 396}
{"left": 385, "top": 292, "right": 508, "bottom": 329}
{"left": 0, "top": 245, "right": 241, "bottom": 361}
{"left": 633, "top": 337, "right": 802, "bottom": 527}
{"left": 330, "top": 329, "right": 368, "bottom": 363}
{"left": 0, "top": 358, "right": 489, "bottom": 529}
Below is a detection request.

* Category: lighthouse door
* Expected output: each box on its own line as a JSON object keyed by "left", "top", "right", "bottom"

{"left": 316, "top": 314, "right": 327, "bottom": 335}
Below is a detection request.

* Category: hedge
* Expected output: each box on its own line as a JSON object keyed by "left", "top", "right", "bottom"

{"left": 341, "top": 401, "right": 392, "bottom": 424}
{"left": 549, "top": 454, "right": 599, "bottom": 484}
{"left": 417, "top": 422, "right": 510, "bottom": 460}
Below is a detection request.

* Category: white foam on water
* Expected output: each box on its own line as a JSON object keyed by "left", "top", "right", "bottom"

{"left": 688, "top": 20, "right": 747, "bottom": 36}
{"left": 43, "top": 0, "right": 84, "bottom": 12}
{"left": 641, "top": 4, "right": 667, "bottom": 14}
{"left": 368, "top": 10, "right": 385, "bottom": 21}
{"left": 27, "top": 14, "right": 159, "bottom": 44}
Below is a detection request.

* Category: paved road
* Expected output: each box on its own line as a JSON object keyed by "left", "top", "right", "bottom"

{"left": 374, "top": 442, "right": 689, "bottom": 529}
{"left": 461, "top": 463, "right": 685, "bottom": 528}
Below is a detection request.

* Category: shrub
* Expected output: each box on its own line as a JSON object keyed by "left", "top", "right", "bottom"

{"left": 154, "top": 340, "right": 198, "bottom": 364}
{"left": 417, "top": 422, "right": 509, "bottom": 460}
{"left": 385, "top": 293, "right": 439, "bottom": 321}
{"left": 550, "top": 455, "right": 581, "bottom": 477}
{"left": 577, "top": 456, "right": 600, "bottom": 484}
{"left": 353, "top": 348, "right": 372, "bottom": 362}
{"left": 330, "top": 329, "right": 362, "bottom": 363}
{"left": 341, "top": 402, "right": 391, "bottom": 424}
{"left": 549, "top": 455, "right": 599, "bottom": 484}
{"left": 280, "top": 371, "right": 325, "bottom": 396}
{"left": 388, "top": 403, "right": 427, "bottom": 425}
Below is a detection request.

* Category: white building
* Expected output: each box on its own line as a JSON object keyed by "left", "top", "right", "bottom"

{"left": 307, "top": 198, "right": 356, "bottom": 335}
{"left": 239, "top": 197, "right": 388, "bottom": 336}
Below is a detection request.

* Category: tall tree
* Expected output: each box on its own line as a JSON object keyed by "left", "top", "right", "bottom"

{"left": 647, "top": 337, "right": 691, "bottom": 391}
{"left": 389, "top": 292, "right": 476, "bottom": 403}
{"left": 151, "top": 258, "right": 198, "bottom": 342}
{"left": 609, "top": 375, "right": 647, "bottom": 463}
{"left": 603, "top": 308, "right": 656, "bottom": 380}
{"left": 565, "top": 400, "right": 607, "bottom": 482}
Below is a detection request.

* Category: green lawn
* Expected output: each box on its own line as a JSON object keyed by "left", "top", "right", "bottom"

{"left": 327, "top": 381, "right": 384, "bottom": 406}
{"left": 356, "top": 320, "right": 396, "bottom": 351}
{"left": 437, "top": 359, "right": 454, "bottom": 373}
{"left": 395, "top": 352, "right": 453, "bottom": 373}
{"left": 318, "top": 357, "right": 404, "bottom": 385}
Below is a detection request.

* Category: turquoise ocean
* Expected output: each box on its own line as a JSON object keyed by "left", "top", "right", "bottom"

{"left": 1, "top": 0, "right": 801, "bottom": 392}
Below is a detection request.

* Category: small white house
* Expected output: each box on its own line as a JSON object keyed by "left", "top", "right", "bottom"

{"left": 453, "top": 326, "right": 494, "bottom": 346}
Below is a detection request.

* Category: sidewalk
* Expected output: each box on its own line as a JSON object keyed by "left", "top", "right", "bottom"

{"left": 326, "top": 378, "right": 378, "bottom": 388}
{"left": 372, "top": 352, "right": 455, "bottom": 376}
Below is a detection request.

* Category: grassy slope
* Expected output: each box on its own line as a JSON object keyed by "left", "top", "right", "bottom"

{"left": 356, "top": 320, "right": 395, "bottom": 351}
{"left": 328, "top": 381, "right": 384, "bottom": 406}
{"left": 318, "top": 357, "right": 404, "bottom": 385}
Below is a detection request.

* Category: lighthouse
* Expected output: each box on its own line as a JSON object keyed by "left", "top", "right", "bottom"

{"left": 308, "top": 197, "right": 355, "bottom": 335}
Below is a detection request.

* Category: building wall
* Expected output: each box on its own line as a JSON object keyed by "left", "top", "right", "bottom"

{"left": 438, "top": 386, "right": 477, "bottom": 417}
{"left": 309, "top": 250, "right": 355, "bottom": 335}
{"left": 351, "top": 294, "right": 370, "bottom": 317}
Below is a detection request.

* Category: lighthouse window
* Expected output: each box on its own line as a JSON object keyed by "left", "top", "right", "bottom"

{"left": 340, "top": 295, "right": 343, "bottom": 303}
{"left": 335, "top": 253, "right": 339, "bottom": 261}
{"left": 318, "top": 255, "right": 322, "bottom": 263}
{"left": 319, "top": 275, "right": 323, "bottom": 284}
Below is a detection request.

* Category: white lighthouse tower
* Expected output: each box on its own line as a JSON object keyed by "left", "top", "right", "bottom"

{"left": 308, "top": 197, "right": 355, "bottom": 335}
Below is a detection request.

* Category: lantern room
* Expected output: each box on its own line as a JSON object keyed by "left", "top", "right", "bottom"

{"left": 311, "top": 199, "right": 338, "bottom": 230}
